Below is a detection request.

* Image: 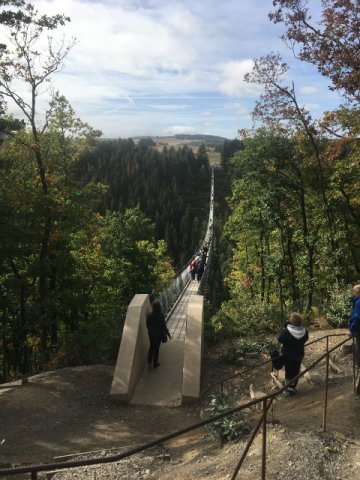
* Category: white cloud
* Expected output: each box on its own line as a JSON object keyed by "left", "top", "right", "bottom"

{"left": 225, "top": 102, "right": 248, "bottom": 115}
{"left": 163, "top": 125, "right": 197, "bottom": 135}
{"left": 300, "top": 86, "right": 318, "bottom": 94}
{"left": 303, "top": 103, "right": 322, "bottom": 111}
{"left": 216, "top": 60, "right": 261, "bottom": 97}
{"left": 37, "top": 0, "right": 201, "bottom": 78}
{"left": 147, "top": 104, "right": 191, "bottom": 110}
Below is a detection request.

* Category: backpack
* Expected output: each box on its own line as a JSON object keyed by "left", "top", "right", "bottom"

{"left": 270, "top": 347, "right": 284, "bottom": 370}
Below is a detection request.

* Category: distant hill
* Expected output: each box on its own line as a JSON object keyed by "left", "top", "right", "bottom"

{"left": 101, "top": 134, "right": 226, "bottom": 165}
{"left": 150, "top": 135, "right": 224, "bottom": 165}
{"left": 133, "top": 134, "right": 229, "bottom": 144}
{"left": 102, "top": 134, "right": 229, "bottom": 145}
{"left": 172, "top": 134, "right": 228, "bottom": 143}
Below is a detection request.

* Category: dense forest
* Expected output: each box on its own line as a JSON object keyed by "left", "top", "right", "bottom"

{"left": 76, "top": 138, "right": 210, "bottom": 266}
{"left": 211, "top": 0, "right": 360, "bottom": 350}
{"left": 0, "top": 0, "right": 359, "bottom": 381}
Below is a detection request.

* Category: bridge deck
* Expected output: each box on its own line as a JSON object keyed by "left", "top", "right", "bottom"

{"left": 130, "top": 279, "right": 199, "bottom": 406}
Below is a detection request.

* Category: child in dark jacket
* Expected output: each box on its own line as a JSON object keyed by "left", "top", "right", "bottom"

{"left": 278, "top": 312, "right": 309, "bottom": 394}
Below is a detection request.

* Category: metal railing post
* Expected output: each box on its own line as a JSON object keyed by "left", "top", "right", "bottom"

{"left": 352, "top": 336, "right": 356, "bottom": 393}
{"left": 231, "top": 397, "right": 274, "bottom": 480}
{"left": 322, "top": 337, "right": 330, "bottom": 432}
{"left": 261, "top": 398, "right": 268, "bottom": 480}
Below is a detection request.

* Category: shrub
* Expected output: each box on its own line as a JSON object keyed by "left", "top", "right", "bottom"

{"left": 205, "top": 391, "right": 243, "bottom": 443}
{"left": 203, "top": 300, "right": 218, "bottom": 346}
{"left": 223, "top": 337, "right": 277, "bottom": 364}
{"left": 211, "top": 296, "right": 283, "bottom": 339}
{"left": 58, "top": 315, "right": 124, "bottom": 367}
{"left": 324, "top": 284, "right": 352, "bottom": 328}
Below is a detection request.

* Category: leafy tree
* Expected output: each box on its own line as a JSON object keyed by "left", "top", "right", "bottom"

{"left": 0, "top": 3, "right": 170, "bottom": 378}
{"left": 214, "top": 124, "right": 359, "bottom": 336}
{"left": 211, "top": 0, "right": 359, "bottom": 343}
{"left": 220, "top": 138, "right": 243, "bottom": 171}
{"left": 0, "top": 2, "right": 71, "bottom": 138}
{"left": 0, "top": 3, "right": 76, "bottom": 363}
{"left": 269, "top": 0, "right": 360, "bottom": 103}
{"left": 244, "top": 53, "right": 343, "bottom": 280}
{"left": 58, "top": 207, "right": 174, "bottom": 365}
{"left": 0, "top": 1, "right": 69, "bottom": 29}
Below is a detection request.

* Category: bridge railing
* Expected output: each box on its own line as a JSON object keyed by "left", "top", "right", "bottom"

{"left": 154, "top": 166, "right": 214, "bottom": 315}
{"left": 156, "top": 263, "right": 192, "bottom": 316}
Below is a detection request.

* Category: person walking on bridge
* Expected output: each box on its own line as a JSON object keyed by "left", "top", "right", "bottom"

{"left": 196, "top": 258, "right": 205, "bottom": 282}
{"left": 146, "top": 300, "right": 171, "bottom": 368}
{"left": 189, "top": 257, "right": 197, "bottom": 281}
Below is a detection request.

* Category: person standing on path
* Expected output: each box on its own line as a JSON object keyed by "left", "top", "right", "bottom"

{"left": 278, "top": 312, "right": 309, "bottom": 395}
{"left": 146, "top": 300, "right": 171, "bottom": 368}
{"left": 348, "top": 284, "right": 360, "bottom": 368}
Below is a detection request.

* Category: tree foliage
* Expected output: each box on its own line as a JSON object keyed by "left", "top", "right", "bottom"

{"left": 213, "top": 1, "right": 359, "bottom": 338}
{"left": 269, "top": 0, "right": 360, "bottom": 103}
{"left": 0, "top": 2, "right": 181, "bottom": 381}
{"left": 214, "top": 126, "right": 359, "bottom": 336}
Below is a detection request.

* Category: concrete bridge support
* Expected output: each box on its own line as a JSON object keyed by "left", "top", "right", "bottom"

{"left": 110, "top": 294, "right": 150, "bottom": 402}
{"left": 182, "top": 295, "right": 204, "bottom": 403}
{"left": 110, "top": 291, "right": 204, "bottom": 405}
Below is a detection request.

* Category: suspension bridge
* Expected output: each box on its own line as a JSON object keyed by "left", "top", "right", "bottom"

{"left": 110, "top": 167, "right": 214, "bottom": 405}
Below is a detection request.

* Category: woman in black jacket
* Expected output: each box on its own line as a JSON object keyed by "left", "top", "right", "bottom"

{"left": 146, "top": 300, "right": 171, "bottom": 368}
{"left": 278, "top": 312, "right": 308, "bottom": 394}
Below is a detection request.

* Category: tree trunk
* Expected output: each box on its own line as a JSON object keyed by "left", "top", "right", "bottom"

{"left": 259, "top": 235, "right": 266, "bottom": 302}
{"left": 286, "top": 231, "right": 299, "bottom": 310}
{"left": 298, "top": 188, "right": 314, "bottom": 315}
{"left": 38, "top": 215, "right": 52, "bottom": 365}
{"left": 278, "top": 277, "right": 285, "bottom": 323}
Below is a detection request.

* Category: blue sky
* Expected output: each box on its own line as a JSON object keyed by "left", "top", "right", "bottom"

{"left": 8, "top": 1, "right": 344, "bottom": 139}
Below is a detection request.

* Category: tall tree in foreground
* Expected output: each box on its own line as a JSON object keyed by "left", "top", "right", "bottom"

{"left": 244, "top": 52, "right": 342, "bottom": 287}
{"left": 0, "top": 3, "right": 175, "bottom": 380}
{"left": 0, "top": 3, "right": 76, "bottom": 366}
{"left": 212, "top": 0, "right": 360, "bottom": 339}
{"left": 267, "top": 0, "right": 360, "bottom": 286}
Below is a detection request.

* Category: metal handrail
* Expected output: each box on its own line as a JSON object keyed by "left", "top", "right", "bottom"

{"left": 0, "top": 334, "right": 356, "bottom": 479}
{"left": 199, "top": 332, "right": 349, "bottom": 400}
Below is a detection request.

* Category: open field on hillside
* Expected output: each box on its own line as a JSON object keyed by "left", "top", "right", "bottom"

{"left": 153, "top": 137, "right": 221, "bottom": 166}
{"left": 131, "top": 136, "right": 222, "bottom": 166}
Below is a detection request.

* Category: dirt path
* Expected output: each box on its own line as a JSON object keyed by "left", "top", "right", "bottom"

{"left": 0, "top": 365, "right": 201, "bottom": 466}
{"left": 1, "top": 328, "right": 360, "bottom": 479}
